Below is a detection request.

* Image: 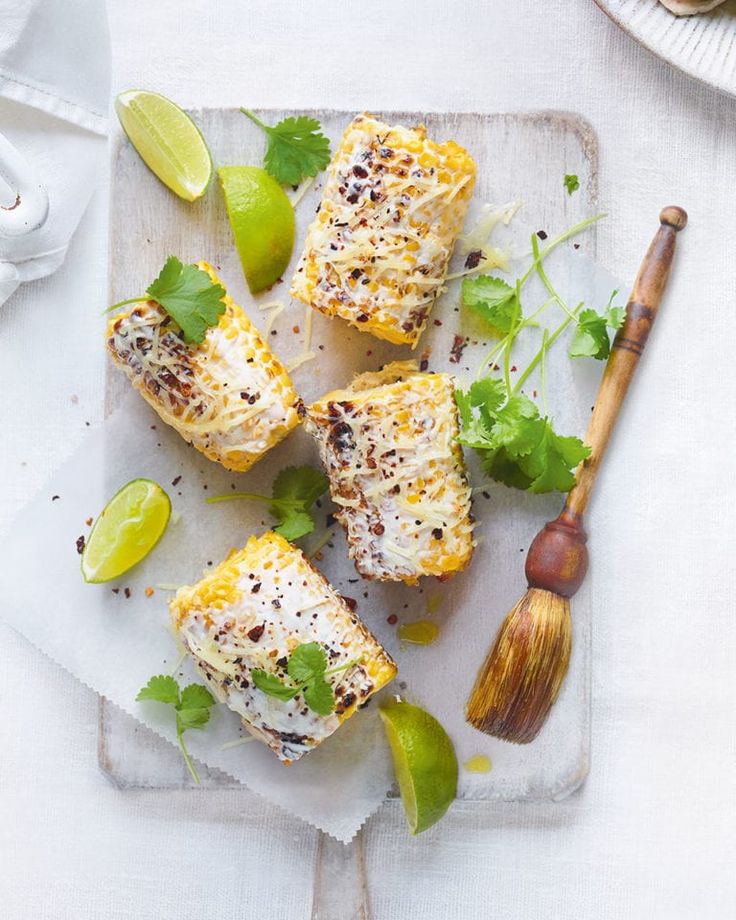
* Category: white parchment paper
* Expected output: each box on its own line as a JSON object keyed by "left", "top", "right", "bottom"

{"left": 0, "top": 220, "right": 619, "bottom": 840}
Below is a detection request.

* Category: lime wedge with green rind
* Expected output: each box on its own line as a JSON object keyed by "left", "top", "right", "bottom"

{"left": 219, "top": 165, "right": 295, "bottom": 294}
{"left": 115, "top": 90, "right": 212, "bottom": 202}
{"left": 82, "top": 479, "right": 171, "bottom": 583}
{"left": 379, "top": 698, "right": 458, "bottom": 834}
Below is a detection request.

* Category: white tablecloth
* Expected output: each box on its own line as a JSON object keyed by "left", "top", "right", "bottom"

{"left": 1, "top": 1, "right": 734, "bottom": 917}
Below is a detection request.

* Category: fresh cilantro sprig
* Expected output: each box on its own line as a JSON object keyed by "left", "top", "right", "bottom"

{"left": 569, "top": 291, "right": 624, "bottom": 360}
{"left": 461, "top": 275, "right": 519, "bottom": 334}
{"left": 206, "top": 465, "right": 328, "bottom": 541}
{"left": 252, "top": 642, "right": 362, "bottom": 716}
{"left": 564, "top": 174, "right": 580, "bottom": 196}
{"left": 136, "top": 675, "right": 216, "bottom": 784}
{"left": 454, "top": 217, "right": 615, "bottom": 493}
{"left": 241, "top": 110, "right": 331, "bottom": 186}
{"left": 108, "top": 256, "right": 226, "bottom": 344}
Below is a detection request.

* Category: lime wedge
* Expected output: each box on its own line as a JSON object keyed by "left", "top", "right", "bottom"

{"left": 115, "top": 90, "right": 212, "bottom": 202}
{"left": 379, "top": 699, "right": 458, "bottom": 834}
{"left": 82, "top": 479, "right": 171, "bottom": 584}
{"left": 218, "top": 166, "right": 295, "bottom": 294}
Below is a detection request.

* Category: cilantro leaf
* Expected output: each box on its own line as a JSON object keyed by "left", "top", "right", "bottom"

{"left": 287, "top": 642, "right": 327, "bottom": 684}
{"left": 564, "top": 174, "right": 580, "bottom": 196}
{"left": 251, "top": 669, "right": 300, "bottom": 701}
{"left": 518, "top": 420, "right": 591, "bottom": 494}
{"left": 489, "top": 395, "right": 544, "bottom": 458}
{"left": 176, "top": 707, "right": 213, "bottom": 732}
{"left": 462, "top": 275, "right": 519, "bottom": 333}
{"left": 272, "top": 465, "right": 329, "bottom": 506}
{"left": 468, "top": 378, "right": 507, "bottom": 414}
{"left": 482, "top": 447, "right": 535, "bottom": 491}
{"left": 241, "top": 110, "right": 331, "bottom": 186}
{"left": 569, "top": 294, "right": 625, "bottom": 360}
{"left": 207, "top": 464, "right": 329, "bottom": 542}
{"left": 303, "top": 678, "right": 335, "bottom": 717}
{"left": 605, "top": 301, "right": 625, "bottom": 331}
{"left": 274, "top": 510, "right": 315, "bottom": 542}
{"left": 180, "top": 683, "right": 216, "bottom": 710}
{"left": 250, "top": 643, "right": 360, "bottom": 716}
{"left": 146, "top": 256, "right": 226, "bottom": 344}
{"left": 136, "top": 674, "right": 216, "bottom": 783}
{"left": 136, "top": 674, "right": 180, "bottom": 706}
{"left": 569, "top": 308, "right": 610, "bottom": 360}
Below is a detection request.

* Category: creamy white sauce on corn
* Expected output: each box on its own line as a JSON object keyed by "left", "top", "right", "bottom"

{"left": 306, "top": 362, "right": 475, "bottom": 584}
{"left": 290, "top": 113, "right": 476, "bottom": 346}
{"left": 170, "top": 532, "right": 397, "bottom": 763}
{"left": 106, "top": 262, "right": 301, "bottom": 472}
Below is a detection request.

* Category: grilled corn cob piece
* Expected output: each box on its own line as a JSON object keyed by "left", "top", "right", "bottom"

{"left": 106, "top": 262, "right": 301, "bottom": 472}
{"left": 170, "top": 531, "right": 397, "bottom": 763}
{"left": 305, "top": 361, "right": 475, "bottom": 584}
{"left": 290, "top": 113, "right": 476, "bottom": 347}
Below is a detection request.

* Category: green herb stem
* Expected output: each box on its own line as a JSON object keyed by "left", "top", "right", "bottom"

{"left": 518, "top": 213, "right": 605, "bottom": 288}
{"left": 240, "top": 108, "right": 268, "bottom": 132}
{"left": 512, "top": 303, "right": 583, "bottom": 396}
{"left": 540, "top": 329, "right": 549, "bottom": 416}
{"left": 104, "top": 295, "right": 147, "bottom": 315}
{"left": 206, "top": 492, "right": 271, "bottom": 506}
{"left": 177, "top": 729, "right": 200, "bottom": 785}
{"left": 322, "top": 657, "right": 363, "bottom": 679}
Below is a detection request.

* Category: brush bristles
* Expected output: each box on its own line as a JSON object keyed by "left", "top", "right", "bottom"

{"left": 466, "top": 588, "right": 572, "bottom": 744}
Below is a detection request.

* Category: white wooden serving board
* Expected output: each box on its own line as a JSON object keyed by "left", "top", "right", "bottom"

{"left": 100, "top": 108, "right": 599, "bottom": 801}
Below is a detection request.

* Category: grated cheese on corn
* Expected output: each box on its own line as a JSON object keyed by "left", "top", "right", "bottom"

{"left": 305, "top": 361, "right": 475, "bottom": 584}
{"left": 170, "top": 531, "right": 397, "bottom": 763}
{"left": 106, "top": 263, "right": 301, "bottom": 472}
{"left": 290, "top": 114, "right": 476, "bottom": 347}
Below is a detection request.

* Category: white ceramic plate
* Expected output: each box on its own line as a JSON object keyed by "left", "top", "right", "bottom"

{"left": 595, "top": 0, "right": 736, "bottom": 97}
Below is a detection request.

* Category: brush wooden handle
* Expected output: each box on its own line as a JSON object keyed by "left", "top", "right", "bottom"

{"left": 525, "top": 206, "right": 687, "bottom": 597}
{"left": 565, "top": 205, "right": 687, "bottom": 517}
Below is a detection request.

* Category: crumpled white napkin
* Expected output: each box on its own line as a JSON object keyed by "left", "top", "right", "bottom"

{"left": 0, "top": 0, "right": 110, "bottom": 306}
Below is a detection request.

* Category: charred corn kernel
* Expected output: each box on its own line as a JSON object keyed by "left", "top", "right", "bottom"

{"left": 170, "top": 531, "right": 397, "bottom": 763}
{"left": 106, "top": 262, "right": 301, "bottom": 472}
{"left": 305, "top": 361, "right": 475, "bottom": 585}
{"left": 290, "top": 113, "right": 476, "bottom": 348}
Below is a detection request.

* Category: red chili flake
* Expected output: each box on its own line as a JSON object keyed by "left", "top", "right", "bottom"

{"left": 510, "top": 365, "right": 517, "bottom": 372}
{"left": 76, "top": 535, "right": 85, "bottom": 554}
{"left": 145, "top": 587, "right": 154, "bottom": 597}
{"left": 171, "top": 475, "right": 182, "bottom": 486}
{"left": 449, "top": 335, "right": 467, "bottom": 364}
{"left": 419, "top": 347, "right": 431, "bottom": 372}
{"left": 124, "top": 587, "right": 131, "bottom": 599}
{"left": 342, "top": 596, "right": 358, "bottom": 612}
{"left": 464, "top": 249, "right": 483, "bottom": 269}
{"left": 387, "top": 614, "right": 398, "bottom": 625}
{"left": 292, "top": 325, "right": 300, "bottom": 334}
{"left": 112, "top": 588, "right": 120, "bottom": 595}
{"left": 247, "top": 624, "right": 265, "bottom": 642}
{"left": 433, "top": 319, "right": 443, "bottom": 327}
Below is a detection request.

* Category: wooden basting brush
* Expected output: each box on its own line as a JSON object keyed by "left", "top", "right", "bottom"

{"left": 466, "top": 206, "right": 688, "bottom": 744}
